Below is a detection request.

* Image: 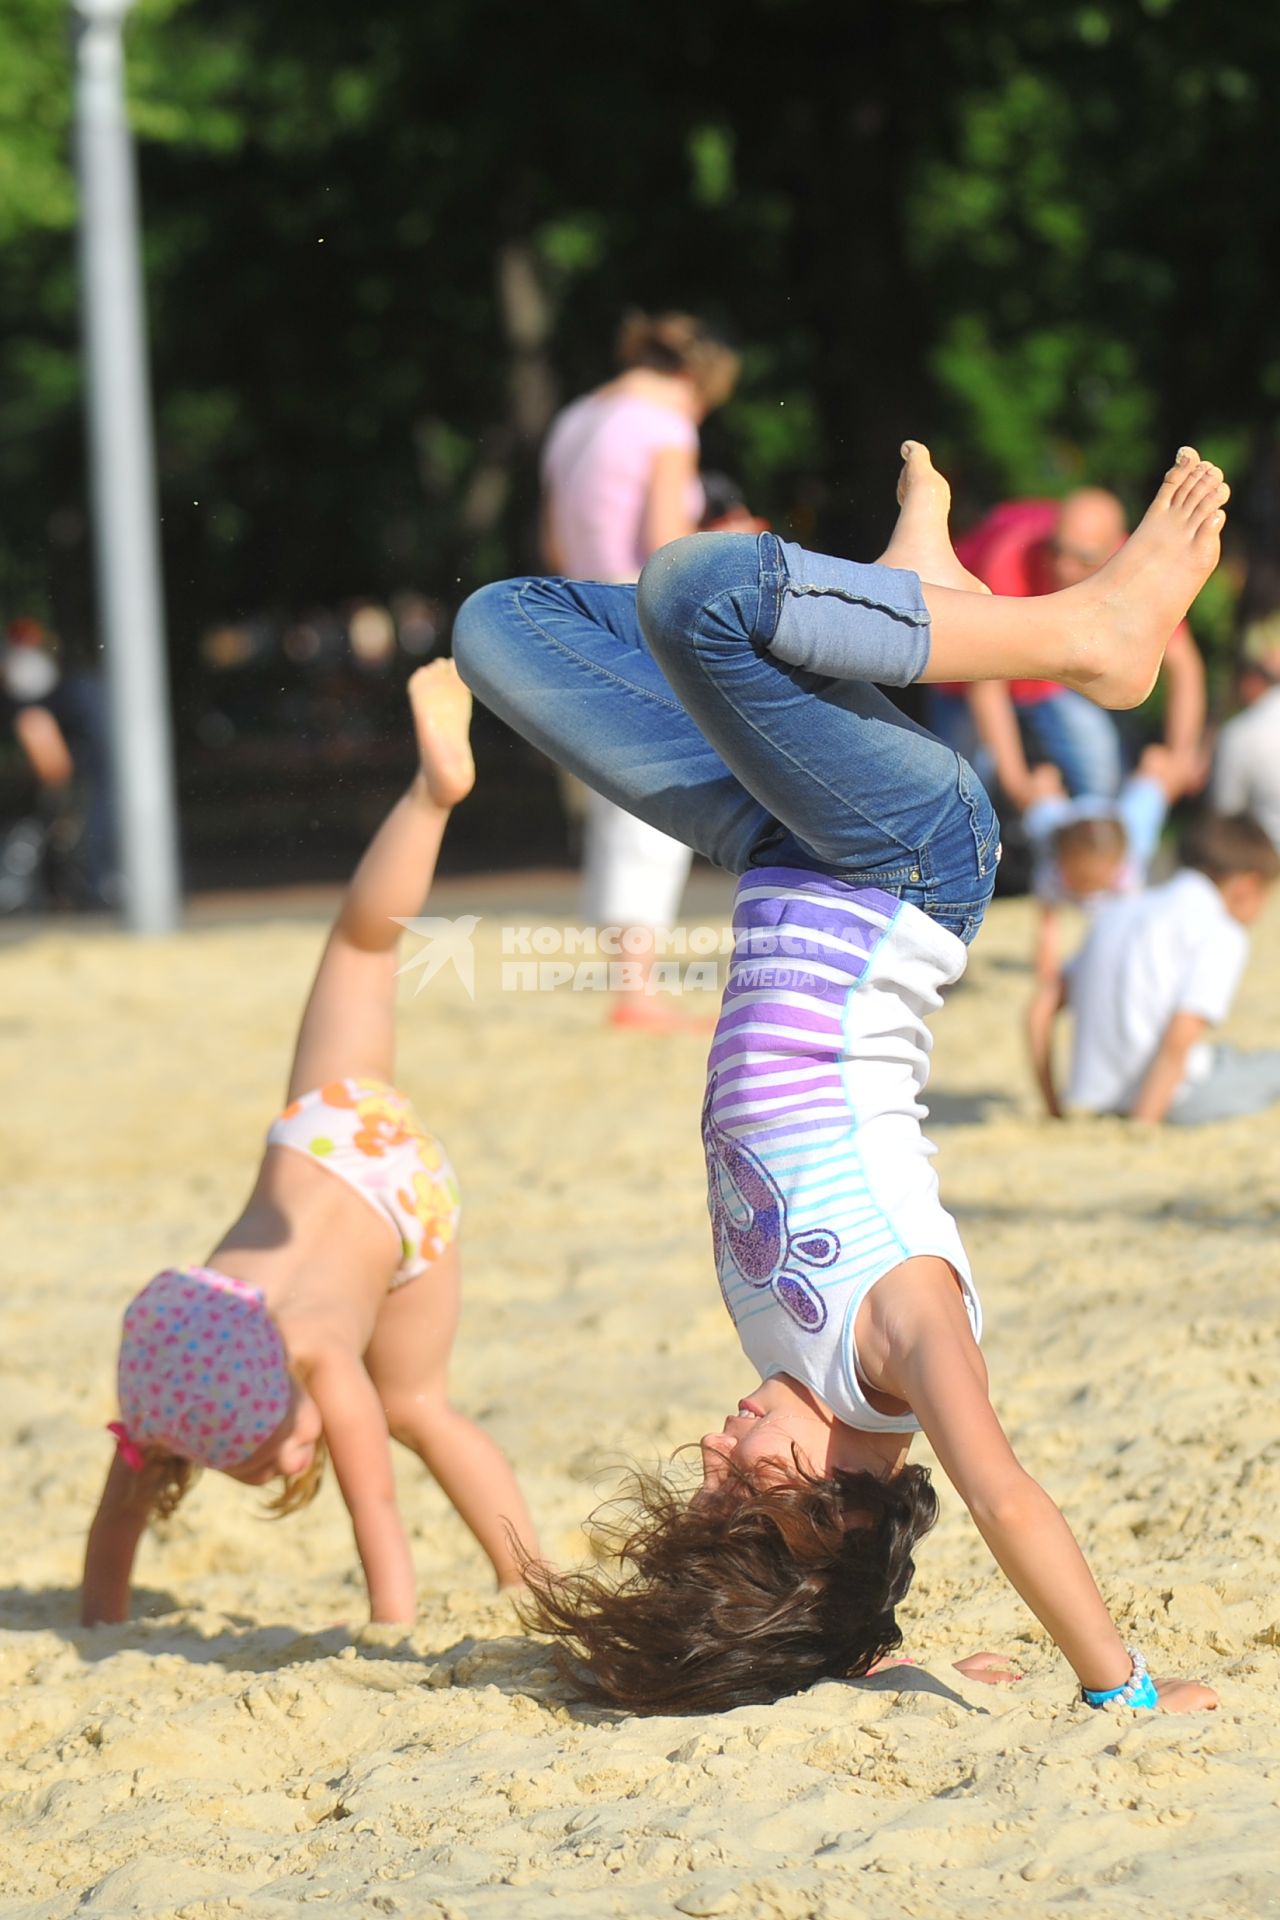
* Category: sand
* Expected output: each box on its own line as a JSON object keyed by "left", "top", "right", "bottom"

{"left": 1, "top": 887, "right": 1279, "bottom": 1920}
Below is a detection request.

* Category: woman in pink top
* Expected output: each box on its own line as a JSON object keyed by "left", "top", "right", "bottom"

{"left": 541, "top": 312, "right": 740, "bottom": 1027}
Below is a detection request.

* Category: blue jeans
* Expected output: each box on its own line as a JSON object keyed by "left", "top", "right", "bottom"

{"left": 1018, "top": 688, "right": 1122, "bottom": 799}
{"left": 454, "top": 532, "right": 1000, "bottom": 944}
{"left": 923, "top": 688, "right": 997, "bottom": 795}
{"left": 926, "top": 685, "right": 1123, "bottom": 801}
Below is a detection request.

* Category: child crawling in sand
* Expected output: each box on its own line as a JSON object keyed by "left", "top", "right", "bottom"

{"left": 1021, "top": 742, "right": 1191, "bottom": 1115}
{"left": 1032, "top": 806, "right": 1280, "bottom": 1123}
{"left": 453, "top": 442, "right": 1227, "bottom": 1716}
{"left": 82, "top": 665, "right": 539, "bottom": 1626}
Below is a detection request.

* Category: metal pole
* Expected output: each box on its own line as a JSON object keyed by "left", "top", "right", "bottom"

{"left": 71, "top": 0, "right": 181, "bottom": 932}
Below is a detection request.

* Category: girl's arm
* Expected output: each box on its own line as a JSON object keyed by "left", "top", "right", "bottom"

{"left": 966, "top": 680, "right": 1034, "bottom": 811}
{"left": 643, "top": 443, "right": 700, "bottom": 556}
{"left": 1159, "top": 622, "right": 1206, "bottom": 772}
{"left": 306, "top": 1350, "right": 417, "bottom": 1623}
{"left": 539, "top": 498, "right": 567, "bottom": 575}
{"left": 82, "top": 1452, "right": 159, "bottom": 1624}
{"left": 1129, "top": 1011, "right": 1209, "bottom": 1123}
{"left": 875, "top": 1265, "right": 1216, "bottom": 1708}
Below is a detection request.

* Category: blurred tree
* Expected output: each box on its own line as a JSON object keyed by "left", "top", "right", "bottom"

{"left": 1, "top": 0, "right": 1277, "bottom": 683}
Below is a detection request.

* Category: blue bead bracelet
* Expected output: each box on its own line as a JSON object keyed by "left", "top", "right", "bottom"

{"left": 1082, "top": 1645, "right": 1158, "bottom": 1710}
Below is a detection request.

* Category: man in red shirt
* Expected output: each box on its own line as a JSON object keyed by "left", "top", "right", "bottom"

{"left": 926, "top": 490, "right": 1205, "bottom": 805}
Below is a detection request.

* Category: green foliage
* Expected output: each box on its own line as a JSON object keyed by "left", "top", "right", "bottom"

{"left": 0, "top": 0, "right": 76, "bottom": 242}
{"left": 688, "top": 125, "right": 734, "bottom": 209}
{"left": 931, "top": 320, "right": 1157, "bottom": 499}
{"left": 1, "top": 0, "right": 1277, "bottom": 688}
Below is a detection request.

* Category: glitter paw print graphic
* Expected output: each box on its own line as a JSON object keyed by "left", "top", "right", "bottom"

{"left": 701, "top": 1078, "right": 840, "bottom": 1332}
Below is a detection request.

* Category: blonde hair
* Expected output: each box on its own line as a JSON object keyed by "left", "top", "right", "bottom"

{"left": 264, "top": 1438, "right": 328, "bottom": 1518}
{"left": 138, "top": 1437, "right": 327, "bottom": 1526}
{"left": 142, "top": 1450, "right": 200, "bottom": 1521}
{"left": 615, "top": 310, "right": 741, "bottom": 410}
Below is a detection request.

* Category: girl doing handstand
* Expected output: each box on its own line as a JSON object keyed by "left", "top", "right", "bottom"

{"left": 452, "top": 442, "right": 1227, "bottom": 1715}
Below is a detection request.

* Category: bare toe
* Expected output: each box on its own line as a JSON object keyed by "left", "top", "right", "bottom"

{"left": 896, "top": 440, "right": 937, "bottom": 505}
{"left": 1159, "top": 447, "right": 1198, "bottom": 498}
{"left": 1168, "top": 461, "right": 1213, "bottom": 514}
{"left": 1184, "top": 464, "right": 1226, "bottom": 515}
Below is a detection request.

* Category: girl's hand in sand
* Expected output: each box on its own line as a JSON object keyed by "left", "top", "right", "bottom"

{"left": 1154, "top": 1676, "right": 1219, "bottom": 1713}
{"left": 953, "top": 1651, "right": 1024, "bottom": 1685}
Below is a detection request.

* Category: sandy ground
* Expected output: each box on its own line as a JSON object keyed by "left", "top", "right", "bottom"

{"left": 2, "top": 885, "right": 1279, "bottom": 1920}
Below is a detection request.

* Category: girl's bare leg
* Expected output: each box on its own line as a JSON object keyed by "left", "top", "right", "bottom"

{"left": 364, "top": 1247, "right": 540, "bottom": 1588}
{"left": 286, "top": 662, "right": 475, "bottom": 1100}
{"left": 885, "top": 442, "right": 1228, "bottom": 708}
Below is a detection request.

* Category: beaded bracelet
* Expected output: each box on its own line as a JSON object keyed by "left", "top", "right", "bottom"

{"left": 1081, "top": 1645, "right": 1158, "bottom": 1710}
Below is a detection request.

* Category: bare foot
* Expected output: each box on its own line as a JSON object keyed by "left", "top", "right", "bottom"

{"left": 1154, "top": 1675, "right": 1219, "bottom": 1713}
{"left": 409, "top": 660, "right": 475, "bottom": 808}
{"left": 1060, "top": 448, "right": 1228, "bottom": 708}
{"left": 877, "top": 441, "right": 992, "bottom": 595}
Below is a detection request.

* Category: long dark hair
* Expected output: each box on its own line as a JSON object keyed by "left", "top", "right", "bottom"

{"left": 520, "top": 1457, "right": 938, "bottom": 1714}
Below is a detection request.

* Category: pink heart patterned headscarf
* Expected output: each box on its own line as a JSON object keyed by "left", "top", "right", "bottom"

{"left": 113, "top": 1266, "right": 294, "bottom": 1472}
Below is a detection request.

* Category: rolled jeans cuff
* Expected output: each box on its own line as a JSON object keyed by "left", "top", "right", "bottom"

{"left": 765, "top": 536, "right": 932, "bottom": 688}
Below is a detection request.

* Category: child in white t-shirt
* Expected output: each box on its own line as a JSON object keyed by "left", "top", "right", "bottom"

{"left": 1031, "top": 812, "right": 1280, "bottom": 1122}
{"left": 1023, "top": 744, "right": 1189, "bottom": 1110}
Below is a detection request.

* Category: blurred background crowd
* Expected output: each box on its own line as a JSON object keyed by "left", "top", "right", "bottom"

{"left": 3, "top": 0, "right": 1280, "bottom": 911}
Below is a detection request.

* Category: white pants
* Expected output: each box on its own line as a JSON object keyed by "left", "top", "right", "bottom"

{"left": 581, "top": 788, "right": 693, "bottom": 929}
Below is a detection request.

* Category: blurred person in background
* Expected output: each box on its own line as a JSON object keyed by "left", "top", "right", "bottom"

{"left": 1021, "top": 742, "right": 1191, "bottom": 1117}
{"left": 699, "top": 471, "right": 770, "bottom": 537}
{"left": 540, "top": 310, "right": 741, "bottom": 1029}
{"left": 1028, "top": 809, "right": 1279, "bottom": 1126}
{"left": 1, "top": 616, "right": 117, "bottom": 909}
{"left": 1211, "top": 614, "right": 1280, "bottom": 853}
{"left": 925, "top": 490, "right": 1207, "bottom": 810}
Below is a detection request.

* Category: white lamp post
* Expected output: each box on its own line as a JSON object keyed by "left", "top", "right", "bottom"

{"left": 71, "top": 0, "right": 181, "bottom": 932}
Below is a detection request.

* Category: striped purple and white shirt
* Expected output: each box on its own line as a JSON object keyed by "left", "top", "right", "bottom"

{"left": 703, "top": 867, "right": 982, "bottom": 1434}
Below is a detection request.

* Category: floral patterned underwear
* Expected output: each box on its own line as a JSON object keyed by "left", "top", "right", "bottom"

{"left": 268, "top": 1077, "right": 461, "bottom": 1286}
